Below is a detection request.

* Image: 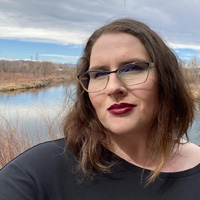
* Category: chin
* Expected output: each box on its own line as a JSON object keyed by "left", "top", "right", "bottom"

{"left": 106, "top": 127, "right": 136, "bottom": 137}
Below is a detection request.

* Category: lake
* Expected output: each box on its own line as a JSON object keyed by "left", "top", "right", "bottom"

{"left": 0, "top": 84, "right": 200, "bottom": 145}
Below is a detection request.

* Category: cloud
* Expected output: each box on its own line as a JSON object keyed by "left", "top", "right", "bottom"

{"left": 38, "top": 54, "right": 79, "bottom": 63}
{"left": 168, "top": 43, "right": 200, "bottom": 50}
{"left": 0, "top": 0, "right": 200, "bottom": 48}
{"left": 0, "top": 26, "right": 89, "bottom": 45}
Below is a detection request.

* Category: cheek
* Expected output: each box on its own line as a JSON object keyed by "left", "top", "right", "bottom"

{"left": 89, "top": 97, "right": 104, "bottom": 123}
{"left": 134, "top": 78, "right": 158, "bottom": 111}
{"left": 143, "top": 80, "right": 158, "bottom": 116}
{"left": 89, "top": 93, "right": 103, "bottom": 112}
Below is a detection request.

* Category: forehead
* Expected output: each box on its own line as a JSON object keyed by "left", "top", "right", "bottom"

{"left": 89, "top": 33, "right": 151, "bottom": 68}
{"left": 91, "top": 32, "right": 143, "bottom": 52}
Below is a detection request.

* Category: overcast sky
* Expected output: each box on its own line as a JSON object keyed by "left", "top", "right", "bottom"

{"left": 0, "top": 0, "right": 200, "bottom": 63}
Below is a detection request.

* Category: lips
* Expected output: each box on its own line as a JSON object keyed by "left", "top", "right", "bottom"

{"left": 107, "top": 103, "right": 136, "bottom": 115}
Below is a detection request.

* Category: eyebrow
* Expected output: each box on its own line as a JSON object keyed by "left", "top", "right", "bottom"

{"left": 89, "top": 65, "right": 107, "bottom": 71}
{"left": 120, "top": 58, "right": 149, "bottom": 66}
{"left": 89, "top": 58, "right": 150, "bottom": 71}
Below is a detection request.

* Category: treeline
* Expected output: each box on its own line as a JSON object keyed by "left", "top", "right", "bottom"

{"left": 0, "top": 57, "right": 199, "bottom": 84}
{"left": 0, "top": 60, "right": 76, "bottom": 77}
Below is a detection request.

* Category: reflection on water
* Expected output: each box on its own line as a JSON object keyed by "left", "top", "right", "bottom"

{"left": 0, "top": 84, "right": 200, "bottom": 144}
{"left": 0, "top": 83, "right": 76, "bottom": 142}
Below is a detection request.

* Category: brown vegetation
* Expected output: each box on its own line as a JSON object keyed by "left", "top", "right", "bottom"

{"left": 183, "top": 56, "right": 200, "bottom": 101}
{"left": 0, "top": 60, "right": 76, "bottom": 92}
{"left": 0, "top": 106, "right": 65, "bottom": 168}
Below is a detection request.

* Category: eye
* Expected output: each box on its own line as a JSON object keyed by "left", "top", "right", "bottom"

{"left": 120, "top": 63, "right": 148, "bottom": 74}
{"left": 91, "top": 71, "right": 108, "bottom": 79}
{"left": 126, "top": 64, "right": 143, "bottom": 71}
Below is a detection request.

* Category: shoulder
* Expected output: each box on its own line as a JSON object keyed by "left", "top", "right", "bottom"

{"left": 172, "top": 141, "right": 200, "bottom": 172}
{"left": 7, "top": 138, "right": 65, "bottom": 163}
{"left": 0, "top": 138, "right": 78, "bottom": 199}
{"left": 162, "top": 140, "right": 200, "bottom": 173}
{"left": 1, "top": 138, "right": 76, "bottom": 174}
{"left": 180, "top": 141, "right": 200, "bottom": 163}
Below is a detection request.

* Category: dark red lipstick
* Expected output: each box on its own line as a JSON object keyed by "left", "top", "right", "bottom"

{"left": 107, "top": 103, "right": 136, "bottom": 115}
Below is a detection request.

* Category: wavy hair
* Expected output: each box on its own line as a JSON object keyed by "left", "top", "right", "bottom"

{"left": 63, "top": 18, "right": 195, "bottom": 184}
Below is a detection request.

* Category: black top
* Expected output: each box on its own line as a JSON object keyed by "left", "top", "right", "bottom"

{"left": 0, "top": 138, "right": 200, "bottom": 200}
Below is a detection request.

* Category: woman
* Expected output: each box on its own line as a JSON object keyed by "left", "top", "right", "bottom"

{"left": 0, "top": 18, "right": 200, "bottom": 200}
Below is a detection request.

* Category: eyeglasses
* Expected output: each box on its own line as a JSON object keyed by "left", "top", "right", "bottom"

{"left": 77, "top": 62, "right": 154, "bottom": 93}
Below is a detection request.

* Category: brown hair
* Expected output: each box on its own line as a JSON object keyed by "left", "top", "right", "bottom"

{"left": 63, "top": 18, "right": 195, "bottom": 183}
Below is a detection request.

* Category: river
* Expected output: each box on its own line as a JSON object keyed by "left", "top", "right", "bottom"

{"left": 0, "top": 84, "right": 200, "bottom": 145}
{"left": 0, "top": 83, "right": 76, "bottom": 142}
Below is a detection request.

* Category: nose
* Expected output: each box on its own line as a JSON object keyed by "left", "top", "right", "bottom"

{"left": 105, "top": 73, "right": 127, "bottom": 96}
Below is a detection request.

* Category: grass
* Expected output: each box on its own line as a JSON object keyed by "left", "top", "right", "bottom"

{"left": 184, "top": 68, "right": 200, "bottom": 102}
{"left": 0, "top": 81, "right": 76, "bottom": 169}
{"left": 0, "top": 72, "right": 76, "bottom": 92}
{"left": 0, "top": 100, "right": 70, "bottom": 169}
{"left": 189, "top": 83, "right": 200, "bottom": 101}
{"left": 0, "top": 121, "right": 33, "bottom": 167}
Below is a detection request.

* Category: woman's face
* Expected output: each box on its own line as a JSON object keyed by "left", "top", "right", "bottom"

{"left": 88, "top": 33, "right": 158, "bottom": 139}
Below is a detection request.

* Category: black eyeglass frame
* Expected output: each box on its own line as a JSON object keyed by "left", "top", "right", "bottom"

{"left": 77, "top": 62, "right": 155, "bottom": 93}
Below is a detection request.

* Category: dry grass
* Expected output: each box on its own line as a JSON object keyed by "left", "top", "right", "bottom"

{"left": 0, "top": 83, "right": 75, "bottom": 169}
{"left": 184, "top": 67, "right": 200, "bottom": 102}
{"left": 0, "top": 123, "right": 33, "bottom": 167}
{"left": 0, "top": 72, "right": 76, "bottom": 92}
{"left": 189, "top": 83, "right": 200, "bottom": 101}
{"left": 0, "top": 106, "right": 66, "bottom": 169}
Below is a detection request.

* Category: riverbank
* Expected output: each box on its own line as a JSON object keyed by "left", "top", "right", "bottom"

{"left": 0, "top": 73, "right": 76, "bottom": 93}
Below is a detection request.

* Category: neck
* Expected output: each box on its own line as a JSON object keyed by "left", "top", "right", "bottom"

{"left": 106, "top": 131, "right": 155, "bottom": 169}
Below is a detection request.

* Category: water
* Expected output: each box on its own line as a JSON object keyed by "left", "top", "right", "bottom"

{"left": 0, "top": 84, "right": 200, "bottom": 145}
{"left": 187, "top": 111, "right": 200, "bottom": 145}
{"left": 0, "top": 84, "right": 76, "bottom": 142}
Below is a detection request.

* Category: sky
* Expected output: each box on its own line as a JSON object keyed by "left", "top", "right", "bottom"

{"left": 0, "top": 0, "right": 200, "bottom": 64}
